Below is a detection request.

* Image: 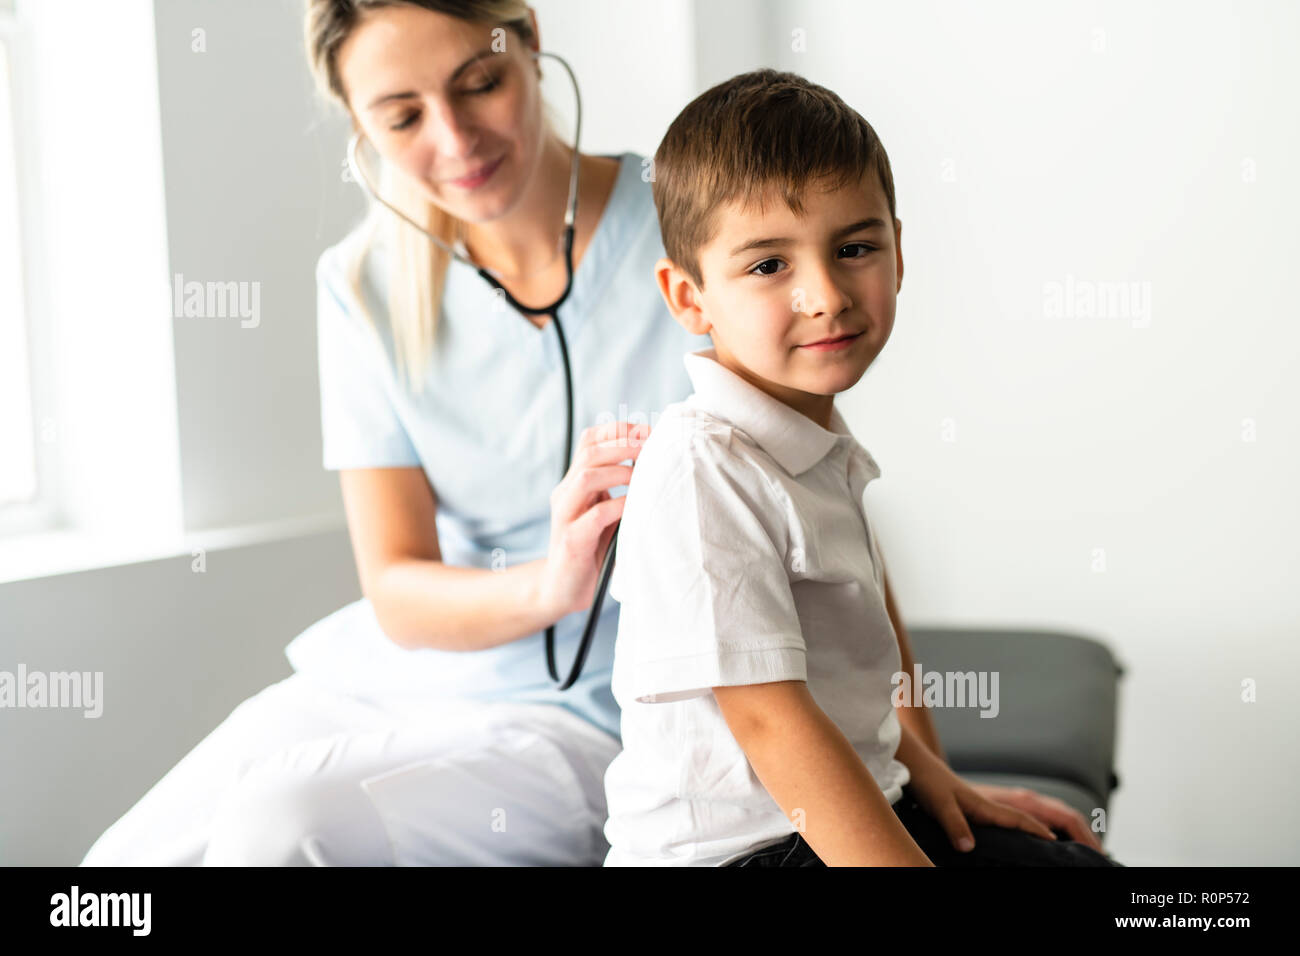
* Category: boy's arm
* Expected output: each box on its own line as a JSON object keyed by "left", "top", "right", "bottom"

{"left": 712, "top": 680, "right": 933, "bottom": 866}
{"left": 884, "top": 569, "right": 947, "bottom": 764}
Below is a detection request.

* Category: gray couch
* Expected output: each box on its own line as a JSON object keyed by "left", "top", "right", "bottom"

{"left": 907, "top": 627, "right": 1124, "bottom": 841}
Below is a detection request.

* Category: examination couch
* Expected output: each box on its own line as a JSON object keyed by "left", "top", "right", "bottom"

{"left": 907, "top": 626, "right": 1124, "bottom": 838}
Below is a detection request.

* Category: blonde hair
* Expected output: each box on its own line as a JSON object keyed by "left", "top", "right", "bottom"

{"left": 305, "top": 0, "right": 551, "bottom": 394}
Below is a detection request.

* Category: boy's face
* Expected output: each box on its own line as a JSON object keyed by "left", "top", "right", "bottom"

{"left": 656, "top": 170, "right": 903, "bottom": 428}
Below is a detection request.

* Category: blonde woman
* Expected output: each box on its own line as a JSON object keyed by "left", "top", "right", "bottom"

{"left": 81, "top": 0, "right": 707, "bottom": 866}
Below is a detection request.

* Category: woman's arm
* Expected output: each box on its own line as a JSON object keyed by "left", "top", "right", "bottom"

{"left": 339, "top": 466, "right": 553, "bottom": 651}
{"left": 338, "top": 422, "right": 648, "bottom": 652}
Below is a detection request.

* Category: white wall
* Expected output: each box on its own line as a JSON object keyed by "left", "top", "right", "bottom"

{"left": 530, "top": 0, "right": 697, "bottom": 157}
{"left": 542, "top": 0, "right": 1300, "bottom": 863}
{"left": 760, "top": 0, "right": 1300, "bottom": 864}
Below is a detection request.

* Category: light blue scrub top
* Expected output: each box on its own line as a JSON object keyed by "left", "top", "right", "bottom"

{"left": 285, "top": 151, "right": 712, "bottom": 741}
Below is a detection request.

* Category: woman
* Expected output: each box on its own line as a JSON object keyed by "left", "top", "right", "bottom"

{"left": 80, "top": 0, "right": 708, "bottom": 866}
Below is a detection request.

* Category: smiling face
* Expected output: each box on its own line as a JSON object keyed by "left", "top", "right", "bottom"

{"left": 658, "top": 170, "right": 903, "bottom": 427}
{"left": 335, "top": 4, "right": 545, "bottom": 223}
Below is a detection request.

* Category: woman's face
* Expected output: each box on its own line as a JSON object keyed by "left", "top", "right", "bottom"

{"left": 336, "top": 4, "right": 544, "bottom": 223}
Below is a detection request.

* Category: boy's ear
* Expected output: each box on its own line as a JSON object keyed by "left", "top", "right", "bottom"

{"left": 654, "top": 256, "right": 711, "bottom": 336}
{"left": 894, "top": 218, "right": 904, "bottom": 293}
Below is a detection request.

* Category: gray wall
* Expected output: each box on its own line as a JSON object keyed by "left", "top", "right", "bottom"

{"left": 1, "top": 526, "right": 359, "bottom": 865}
{"left": 152, "top": 0, "right": 364, "bottom": 531}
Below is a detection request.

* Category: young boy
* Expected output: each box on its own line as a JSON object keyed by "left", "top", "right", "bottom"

{"left": 602, "top": 69, "right": 1121, "bottom": 867}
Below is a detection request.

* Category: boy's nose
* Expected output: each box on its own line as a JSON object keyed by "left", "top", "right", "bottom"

{"left": 796, "top": 267, "right": 854, "bottom": 318}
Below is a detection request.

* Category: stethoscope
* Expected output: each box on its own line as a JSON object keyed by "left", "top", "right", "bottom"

{"left": 345, "top": 50, "right": 612, "bottom": 691}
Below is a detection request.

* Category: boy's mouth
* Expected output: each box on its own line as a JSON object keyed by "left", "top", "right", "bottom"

{"left": 798, "top": 331, "right": 863, "bottom": 351}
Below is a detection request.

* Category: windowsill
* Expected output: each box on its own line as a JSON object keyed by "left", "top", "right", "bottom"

{"left": 0, "top": 511, "right": 348, "bottom": 585}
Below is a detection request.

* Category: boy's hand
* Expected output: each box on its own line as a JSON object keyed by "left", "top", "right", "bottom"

{"left": 903, "top": 742, "right": 1058, "bottom": 853}
{"left": 965, "top": 783, "right": 1105, "bottom": 852}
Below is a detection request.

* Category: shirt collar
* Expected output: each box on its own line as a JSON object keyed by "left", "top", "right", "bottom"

{"left": 682, "top": 347, "right": 881, "bottom": 481}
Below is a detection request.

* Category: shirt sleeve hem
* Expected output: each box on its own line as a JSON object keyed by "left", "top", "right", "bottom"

{"left": 631, "top": 645, "right": 806, "bottom": 703}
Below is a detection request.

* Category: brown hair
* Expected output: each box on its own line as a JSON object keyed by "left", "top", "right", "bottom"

{"left": 652, "top": 68, "right": 897, "bottom": 290}
{"left": 303, "top": 0, "right": 545, "bottom": 394}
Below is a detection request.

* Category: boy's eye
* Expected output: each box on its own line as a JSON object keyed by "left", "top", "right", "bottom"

{"left": 750, "top": 258, "right": 785, "bottom": 277}
{"left": 840, "top": 242, "right": 878, "bottom": 258}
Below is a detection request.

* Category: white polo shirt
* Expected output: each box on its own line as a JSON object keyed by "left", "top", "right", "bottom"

{"left": 602, "top": 347, "right": 911, "bottom": 866}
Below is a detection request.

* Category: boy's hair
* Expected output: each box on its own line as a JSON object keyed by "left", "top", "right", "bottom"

{"left": 652, "top": 68, "right": 897, "bottom": 290}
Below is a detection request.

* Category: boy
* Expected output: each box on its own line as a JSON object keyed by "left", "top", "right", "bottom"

{"left": 602, "top": 69, "right": 1121, "bottom": 867}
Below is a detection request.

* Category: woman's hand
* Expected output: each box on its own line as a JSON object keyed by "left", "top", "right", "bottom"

{"left": 904, "top": 738, "right": 1059, "bottom": 853}
{"left": 537, "top": 420, "right": 651, "bottom": 620}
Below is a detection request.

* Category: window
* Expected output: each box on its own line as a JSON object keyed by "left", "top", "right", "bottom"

{"left": 0, "top": 0, "right": 187, "bottom": 578}
{"left": 0, "top": 12, "right": 38, "bottom": 513}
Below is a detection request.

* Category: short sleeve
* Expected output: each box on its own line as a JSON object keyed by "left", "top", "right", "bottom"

{"left": 613, "top": 429, "right": 806, "bottom": 703}
{"left": 315, "top": 247, "right": 421, "bottom": 471}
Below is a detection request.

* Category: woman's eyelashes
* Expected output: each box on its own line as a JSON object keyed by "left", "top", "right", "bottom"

{"left": 747, "top": 242, "right": 879, "bottom": 277}
{"left": 465, "top": 75, "right": 501, "bottom": 97}
{"left": 387, "top": 76, "right": 503, "bottom": 131}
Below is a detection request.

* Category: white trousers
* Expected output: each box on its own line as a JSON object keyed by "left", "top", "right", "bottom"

{"left": 78, "top": 672, "right": 621, "bottom": 866}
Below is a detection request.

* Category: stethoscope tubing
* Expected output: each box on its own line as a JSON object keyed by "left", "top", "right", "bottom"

{"left": 344, "top": 50, "right": 609, "bottom": 691}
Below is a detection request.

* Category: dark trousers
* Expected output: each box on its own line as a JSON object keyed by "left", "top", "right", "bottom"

{"left": 725, "top": 785, "right": 1123, "bottom": 867}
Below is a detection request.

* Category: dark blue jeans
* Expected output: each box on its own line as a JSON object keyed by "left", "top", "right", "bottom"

{"left": 725, "top": 785, "right": 1123, "bottom": 867}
